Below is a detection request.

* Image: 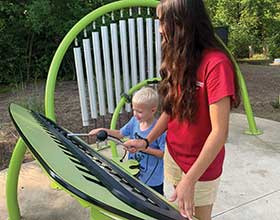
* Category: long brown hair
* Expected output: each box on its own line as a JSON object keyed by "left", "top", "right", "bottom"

{"left": 157, "top": 0, "right": 240, "bottom": 122}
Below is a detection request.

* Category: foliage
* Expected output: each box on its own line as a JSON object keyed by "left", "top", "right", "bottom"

{"left": 270, "top": 94, "right": 280, "bottom": 109}
{"left": 0, "top": 0, "right": 115, "bottom": 85}
{"left": 266, "top": 20, "right": 280, "bottom": 58}
{"left": 0, "top": 1, "right": 27, "bottom": 84}
{"left": 1, "top": 0, "right": 280, "bottom": 85}
{"left": 18, "top": 94, "right": 45, "bottom": 113}
{"left": 206, "top": 0, "right": 280, "bottom": 58}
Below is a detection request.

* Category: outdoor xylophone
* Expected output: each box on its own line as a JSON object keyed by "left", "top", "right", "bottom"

{"left": 9, "top": 103, "right": 189, "bottom": 220}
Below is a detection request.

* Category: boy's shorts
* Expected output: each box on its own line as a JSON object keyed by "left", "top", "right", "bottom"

{"left": 164, "top": 146, "right": 220, "bottom": 207}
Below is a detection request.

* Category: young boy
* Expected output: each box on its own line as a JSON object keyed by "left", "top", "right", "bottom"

{"left": 89, "top": 87, "right": 166, "bottom": 195}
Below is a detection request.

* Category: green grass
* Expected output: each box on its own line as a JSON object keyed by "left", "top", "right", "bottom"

{"left": 238, "top": 59, "right": 272, "bottom": 65}
{"left": 237, "top": 54, "right": 272, "bottom": 65}
{"left": 271, "top": 95, "right": 280, "bottom": 109}
{"left": 17, "top": 95, "right": 44, "bottom": 114}
{"left": 0, "top": 85, "right": 13, "bottom": 94}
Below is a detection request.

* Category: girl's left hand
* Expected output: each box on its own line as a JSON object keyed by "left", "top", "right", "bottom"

{"left": 123, "top": 139, "right": 147, "bottom": 152}
{"left": 169, "top": 178, "right": 195, "bottom": 220}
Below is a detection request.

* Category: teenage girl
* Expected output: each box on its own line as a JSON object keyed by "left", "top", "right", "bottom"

{"left": 124, "top": 0, "right": 240, "bottom": 220}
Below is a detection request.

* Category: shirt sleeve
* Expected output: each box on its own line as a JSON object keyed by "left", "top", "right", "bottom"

{"left": 205, "top": 58, "right": 236, "bottom": 105}
{"left": 120, "top": 117, "right": 135, "bottom": 137}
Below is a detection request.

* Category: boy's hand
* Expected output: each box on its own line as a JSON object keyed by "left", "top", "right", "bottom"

{"left": 89, "top": 128, "right": 105, "bottom": 136}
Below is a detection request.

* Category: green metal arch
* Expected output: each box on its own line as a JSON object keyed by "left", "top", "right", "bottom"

{"left": 215, "top": 35, "right": 262, "bottom": 135}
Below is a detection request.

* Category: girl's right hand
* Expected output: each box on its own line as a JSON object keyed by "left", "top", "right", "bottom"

{"left": 169, "top": 177, "right": 195, "bottom": 220}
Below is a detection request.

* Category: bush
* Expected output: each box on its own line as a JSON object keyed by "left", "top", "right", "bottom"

{"left": 0, "top": 2, "right": 28, "bottom": 84}
{"left": 267, "top": 33, "right": 280, "bottom": 59}
{"left": 228, "top": 24, "right": 255, "bottom": 58}
{"left": 0, "top": 0, "right": 115, "bottom": 85}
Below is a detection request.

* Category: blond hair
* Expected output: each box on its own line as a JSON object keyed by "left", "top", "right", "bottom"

{"left": 132, "top": 87, "right": 159, "bottom": 108}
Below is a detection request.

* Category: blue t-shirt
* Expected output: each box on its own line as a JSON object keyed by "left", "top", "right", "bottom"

{"left": 120, "top": 117, "right": 166, "bottom": 187}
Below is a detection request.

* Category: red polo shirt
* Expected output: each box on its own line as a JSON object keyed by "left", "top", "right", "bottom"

{"left": 166, "top": 49, "right": 236, "bottom": 181}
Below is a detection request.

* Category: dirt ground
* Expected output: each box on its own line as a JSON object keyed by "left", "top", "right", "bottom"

{"left": 0, "top": 63, "right": 279, "bottom": 170}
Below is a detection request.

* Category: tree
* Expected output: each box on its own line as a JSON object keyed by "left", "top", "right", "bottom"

{"left": 206, "top": 0, "right": 280, "bottom": 58}
{"left": 0, "top": 0, "right": 115, "bottom": 84}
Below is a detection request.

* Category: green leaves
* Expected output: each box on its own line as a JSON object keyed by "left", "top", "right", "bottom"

{"left": 0, "top": 0, "right": 114, "bottom": 85}
{"left": 206, "top": 0, "right": 280, "bottom": 58}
